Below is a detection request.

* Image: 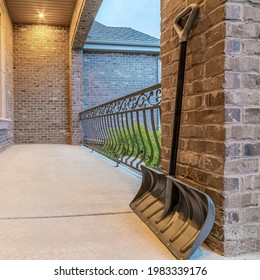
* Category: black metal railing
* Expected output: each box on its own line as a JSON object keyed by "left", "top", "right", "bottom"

{"left": 79, "top": 84, "right": 161, "bottom": 171}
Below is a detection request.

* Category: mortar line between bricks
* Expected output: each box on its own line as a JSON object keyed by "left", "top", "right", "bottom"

{"left": 0, "top": 211, "right": 133, "bottom": 221}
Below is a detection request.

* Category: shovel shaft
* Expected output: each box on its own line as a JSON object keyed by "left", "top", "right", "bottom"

{"left": 169, "top": 41, "right": 187, "bottom": 176}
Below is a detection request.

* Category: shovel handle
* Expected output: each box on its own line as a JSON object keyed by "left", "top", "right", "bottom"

{"left": 174, "top": 3, "right": 199, "bottom": 43}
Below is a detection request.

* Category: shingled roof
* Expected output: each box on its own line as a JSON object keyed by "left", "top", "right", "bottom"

{"left": 87, "top": 21, "right": 160, "bottom": 44}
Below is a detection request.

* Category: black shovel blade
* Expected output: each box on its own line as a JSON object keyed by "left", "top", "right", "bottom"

{"left": 130, "top": 166, "right": 215, "bottom": 260}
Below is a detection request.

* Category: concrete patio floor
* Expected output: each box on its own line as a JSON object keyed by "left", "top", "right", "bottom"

{"left": 0, "top": 144, "right": 259, "bottom": 260}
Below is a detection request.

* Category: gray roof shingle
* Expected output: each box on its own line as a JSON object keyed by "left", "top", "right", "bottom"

{"left": 87, "top": 21, "right": 160, "bottom": 44}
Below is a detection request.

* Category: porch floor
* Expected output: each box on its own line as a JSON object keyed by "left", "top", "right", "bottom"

{"left": 0, "top": 144, "right": 259, "bottom": 260}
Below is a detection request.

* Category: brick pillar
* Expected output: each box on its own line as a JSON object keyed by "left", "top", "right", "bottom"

{"left": 224, "top": 0, "right": 260, "bottom": 255}
{"left": 161, "top": 0, "right": 260, "bottom": 256}
{"left": 70, "top": 49, "right": 83, "bottom": 145}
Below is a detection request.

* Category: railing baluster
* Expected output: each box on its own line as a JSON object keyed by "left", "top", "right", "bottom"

{"left": 142, "top": 109, "right": 154, "bottom": 167}
{"left": 130, "top": 111, "right": 141, "bottom": 168}
{"left": 95, "top": 117, "right": 100, "bottom": 146}
{"left": 121, "top": 112, "right": 129, "bottom": 161}
{"left": 99, "top": 115, "right": 105, "bottom": 147}
{"left": 101, "top": 115, "right": 108, "bottom": 150}
{"left": 80, "top": 84, "right": 162, "bottom": 172}
{"left": 98, "top": 115, "right": 103, "bottom": 146}
{"left": 94, "top": 117, "right": 100, "bottom": 146}
{"left": 135, "top": 111, "right": 146, "bottom": 170}
{"left": 88, "top": 118, "right": 93, "bottom": 146}
{"left": 115, "top": 113, "right": 124, "bottom": 161}
{"left": 113, "top": 114, "right": 121, "bottom": 159}
{"left": 108, "top": 114, "right": 116, "bottom": 158}
{"left": 124, "top": 112, "right": 135, "bottom": 165}
{"left": 150, "top": 107, "right": 161, "bottom": 169}
{"left": 105, "top": 115, "right": 113, "bottom": 154}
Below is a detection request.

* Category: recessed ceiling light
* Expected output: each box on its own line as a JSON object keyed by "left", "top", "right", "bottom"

{"left": 39, "top": 12, "right": 45, "bottom": 18}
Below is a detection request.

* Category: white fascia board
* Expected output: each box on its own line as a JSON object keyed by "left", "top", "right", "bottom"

{"left": 83, "top": 39, "right": 160, "bottom": 54}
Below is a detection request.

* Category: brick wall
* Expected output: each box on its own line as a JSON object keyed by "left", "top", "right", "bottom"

{"left": 161, "top": 0, "right": 260, "bottom": 256}
{"left": 161, "top": 0, "right": 226, "bottom": 254}
{"left": 13, "top": 25, "right": 70, "bottom": 144}
{"left": 0, "top": 0, "right": 14, "bottom": 152}
{"left": 83, "top": 52, "right": 159, "bottom": 109}
{"left": 224, "top": 0, "right": 260, "bottom": 256}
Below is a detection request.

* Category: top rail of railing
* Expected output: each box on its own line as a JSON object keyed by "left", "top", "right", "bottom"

{"left": 80, "top": 83, "right": 161, "bottom": 119}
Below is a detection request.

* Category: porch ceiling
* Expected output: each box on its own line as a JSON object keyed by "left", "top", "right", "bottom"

{"left": 5, "top": 0, "right": 77, "bottom": 26}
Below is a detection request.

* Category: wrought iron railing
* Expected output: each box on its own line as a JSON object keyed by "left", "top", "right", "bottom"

{"left": 79, "top": 84, "right": 161, "bottom": 171}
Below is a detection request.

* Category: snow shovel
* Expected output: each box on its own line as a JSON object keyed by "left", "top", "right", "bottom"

{"left": 130, "top": 3, "right": 215, "bottom": 260}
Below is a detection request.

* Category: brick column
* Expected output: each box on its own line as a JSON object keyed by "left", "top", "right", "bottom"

{"left": 70, "top": 49, "right": 83, "bottom": 145}
{"left": 224, "top": 0, "right": 260, "bottom": 255}
{"left": 68, "top": 0, "right": 103, "bottom": 145}
{"left": 161, "top": 0, "right": 260, "bottom": 256}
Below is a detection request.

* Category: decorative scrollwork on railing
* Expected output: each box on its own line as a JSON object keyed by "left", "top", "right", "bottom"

{"left": 80, "top": 84, "right": 161, "bottom": 120}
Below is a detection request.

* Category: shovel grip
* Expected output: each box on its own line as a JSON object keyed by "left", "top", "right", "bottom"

{"left": 174, "top": 3, "right": 199, "bottom": 43}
